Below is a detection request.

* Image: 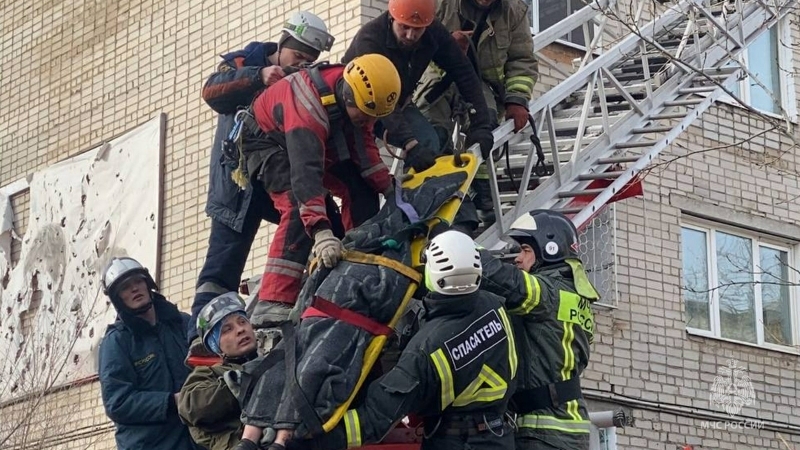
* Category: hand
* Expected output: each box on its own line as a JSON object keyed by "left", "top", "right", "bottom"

{"left": 466, "top": 129, "right": 494, "bottom": 160}
{"left": 382, "top": 173, "right": 414, "bottom": 198}
{"left": 505, "top": 103, "right": 529, "bottom": 133}
{"left": 313, "top": 229, "right": 344, "bottom": 268}
{"left": 260, "top": 66, "right": 286, "bottom": 86}
{"left": 451, "top": 30, "right": 473, "bottom": 54}
{"left": 404, "top": 142, "right": 438, "bottom": 172}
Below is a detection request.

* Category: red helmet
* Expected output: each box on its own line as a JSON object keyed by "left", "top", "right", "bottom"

{"left": 388, "top": 0, "right": 436, "bottom": 28}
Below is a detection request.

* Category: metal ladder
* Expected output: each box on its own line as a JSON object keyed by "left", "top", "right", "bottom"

{"left": 471, "top": 0, "right": 795, "bottom": 250}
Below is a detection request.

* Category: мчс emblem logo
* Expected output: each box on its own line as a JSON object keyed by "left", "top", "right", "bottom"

{"left": 710, "top": 359, "right": 755, "bottom": 416}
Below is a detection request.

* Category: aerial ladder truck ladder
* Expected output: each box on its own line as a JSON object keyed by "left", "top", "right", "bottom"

{"left": 470, "top": 0, "right": 795, "bottom": 250}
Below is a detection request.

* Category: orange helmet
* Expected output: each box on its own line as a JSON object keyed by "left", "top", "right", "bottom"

{"left": 388, "top": 0, "right": 436, "bottom": 28}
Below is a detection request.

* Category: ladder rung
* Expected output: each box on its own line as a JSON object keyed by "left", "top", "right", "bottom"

{"left": 616, "top": 140, "right": 656, "bottom": 149}
{"left": 552, "top": 207, "right": 584, "bottom": 214}
{"left": 649, "top": 112, "right": 686, "bottom": 120}
{"left": 558, "top": 188, "right": 607, "bottom": 198}
{"left": 701, "top": 66, "right": 738, "bottom": 75}
{"left": 578, "top": 171, "right": 625, "bottom": 181}
{"left": 632, "top": 126, "right": 672, "bottom": 134}
{"left": 664, "top": 99, "right": 703, "bottom": 107}
{"left": 597, "top": 156, "right": 640, "bottom": 164}
{"left": 680, "top": 86, "right": 717, "bottom": 94}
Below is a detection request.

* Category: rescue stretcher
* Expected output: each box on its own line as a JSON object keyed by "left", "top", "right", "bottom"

{"left": 189, "top": 151, "right": 481, "bottom": 449}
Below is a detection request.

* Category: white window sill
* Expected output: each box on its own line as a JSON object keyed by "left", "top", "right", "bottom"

{"left": 685, "top": 328, "right": 800, "bottom": 356}
{"left": 714, "top": 95, "right": 798, "bottom": 124}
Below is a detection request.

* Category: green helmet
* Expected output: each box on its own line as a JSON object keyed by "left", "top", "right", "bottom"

{"left": 197, "top": 292, "right": 247, "bottom": 353}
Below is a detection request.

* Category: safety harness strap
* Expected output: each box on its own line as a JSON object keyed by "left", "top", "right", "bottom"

{"left": 307, "top": 63, "right": 350, "bottom": 163}
{"left": 310, "top": 250, "right": 423, "bottom": 284}
{"left": 302, "top": 297, "right": 393, "bottom": 337}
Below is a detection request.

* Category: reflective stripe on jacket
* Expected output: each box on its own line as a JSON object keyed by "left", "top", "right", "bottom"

{"left": 479, "top": 250, "right": 599, "bottom": 440}
{"left": 436, "top": 0, "right": 538, "bottom": 106}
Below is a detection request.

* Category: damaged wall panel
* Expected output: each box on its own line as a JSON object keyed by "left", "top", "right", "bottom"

{"left": 0, "top": 115, "right": 164, "bottom": 401}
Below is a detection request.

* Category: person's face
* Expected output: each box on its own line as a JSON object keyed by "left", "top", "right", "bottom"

{"left": 391, "top": 21, "right": 426, "bottom": 47}
{"left": 280, "top": 49, "right": 317, "bottom": 67}
{"left": 118, "top": 277, "right": 151, "bottom": 311}
{"left": 346, "top": 105, "right": 377, "bottom": 127}
{"left": 514, "top": 244, "right": 536, "bottom": 272}
{"left": 218, "top": 314, "right": 257, "bottom": 357}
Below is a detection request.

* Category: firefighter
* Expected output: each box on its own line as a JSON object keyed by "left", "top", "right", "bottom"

{"left": 247, "top": 54, "right": 401, "bottom": 329}
{"left": 342, "top": 0, "right": 495, "bottom": 175}
{"left": 414, "top": 0, "right": 538, "bottom": 228}
{"left": 478, "top": 210, "right": 600, "bottom": 450}
{"left": 190, "top": 11, "right": 335, "bottom": 352}
{"left": 293, "top": 230, "right": 517, "bottom": 450}
{"left": 98, "top": 257, "right": 198, "bottom": 450}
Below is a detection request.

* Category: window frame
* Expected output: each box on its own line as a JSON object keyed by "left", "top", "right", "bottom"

{"left": 681, "top": 219, "right": 800, "bottom": 353}
{"left": 721, "top": 17, "right": 797, "bottom": 122}
{"left": 529, "top": 0, "right": 598, "bottom": 51}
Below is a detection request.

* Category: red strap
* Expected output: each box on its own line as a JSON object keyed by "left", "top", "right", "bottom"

{"left": 301, "top": 297, "right": 393, "bottom": 336}
{"left": 186, "top": 355, "right": 223, "bottom": 367}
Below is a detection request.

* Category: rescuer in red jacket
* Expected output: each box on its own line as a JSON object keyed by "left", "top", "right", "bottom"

{"left": 245, "top": 54, "right": 402, "bottom": 328}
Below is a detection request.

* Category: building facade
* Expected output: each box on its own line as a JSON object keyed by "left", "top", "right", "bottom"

{"left": 0, "top": 0, "right": 798, "bottom": 448}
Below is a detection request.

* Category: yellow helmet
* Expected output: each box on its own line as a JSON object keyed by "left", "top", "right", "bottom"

{"left": 342, "top": 54, "right": 401, "bottom": 118}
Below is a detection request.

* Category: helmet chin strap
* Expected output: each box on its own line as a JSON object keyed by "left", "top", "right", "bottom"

{"left": 128, "top": 300, "right": 154, "bottom": 315}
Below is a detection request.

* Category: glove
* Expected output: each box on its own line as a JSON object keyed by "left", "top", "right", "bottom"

{"left": 466, "top": 129, "right": 495, "bottom": 160}
{"left": 405, "top": 143, "right": 437, "bottom": 172}
{"left": 505, "top": 103, "right": 529, "bottom": 133}
{"left": 451, "top": 30, "right": 473, "bottom": 54}
{"left": 233, "top": 439, "right": 259, "bottom": 450}
{"left": 381, "top": 173, "right": 414, "bottom": 199}
{"left": 222, "top": 369, "right": 243, "bottom": 400}
{"left": 312, "top": 229, "right": 344, "bottom": 268}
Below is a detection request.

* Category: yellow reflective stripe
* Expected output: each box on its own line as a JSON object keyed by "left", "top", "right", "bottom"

{"left": 566, "top": 399, "right": 582, "bottom": 421}
{"left": 505, "top": 76, "right": 534, "bottom": 94}
{"left": 497, "top": 308, "right": 517, "bottom": 378}
{"left": 480, "top": 66, "right": 505, "bottom": 82}
{"left": 509, "top": 273, "right": 541, "bottom": 315}
{"left": 430, "top": 349, "right": 455, "bottom": 409}
{"left": 343, "top": 410, "right": 362, "bottom": 448}
{"left": 560, "top": 322, "right": 575, "bottom": 381}
{"left": 453, "top": 364, "right": 508, "bottom": 406}
{"left": 517, "top": 414, "right": 591, "bottom": 434}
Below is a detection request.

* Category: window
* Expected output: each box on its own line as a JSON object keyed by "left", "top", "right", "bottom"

{"left": 681, "top": 223, "right": 798, "bottom": 350}
{"left": 726, "top": 18, "right": 797, "bottom": 120}
{"left": 525, "top": 0, "right": 595, "bottom": 47}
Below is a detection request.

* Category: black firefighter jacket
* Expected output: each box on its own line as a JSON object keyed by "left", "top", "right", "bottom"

{"left": 480, "top": 251, "right": 601, "bottom": 448}
{"left": 304, "top": 290, "right": 518, "bottom": 450}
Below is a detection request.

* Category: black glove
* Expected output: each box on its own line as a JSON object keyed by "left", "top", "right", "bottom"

{"left": 405, "top": 143, "right": 437, "bottom": 172}
{"left": 466, "top": 129, "right": 494, "bottom": 160}
{"left": 233, "top": 439, "right": 259, "bottom": 450}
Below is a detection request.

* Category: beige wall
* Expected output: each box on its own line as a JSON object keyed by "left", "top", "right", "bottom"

{"left": 0, "top": 0, "right": 365, "bottom": 447}
{"left": 1, "top": 0, "right": 799, "bottom": 449}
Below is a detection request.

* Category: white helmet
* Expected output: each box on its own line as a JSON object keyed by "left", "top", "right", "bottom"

{"left": 282, "top": 11, "right": 334, "bottom": 53}
{"left": 101, "top": 257, "right": 158, "bottom": 314}
{"left": 424, "top": 230, "right": 482, "bottom": 296}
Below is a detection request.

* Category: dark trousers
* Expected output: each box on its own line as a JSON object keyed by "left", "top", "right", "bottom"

{"left": 189, "top": 185, "right": 280, "bottom": 342}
